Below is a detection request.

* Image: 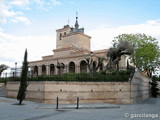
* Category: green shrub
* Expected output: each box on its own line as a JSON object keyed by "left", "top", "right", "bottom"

{"left": 0, "top": 78, "right": 8, "bottom": 84}
{"left": 6, "top": 70, "right": 132, "bottom": 82}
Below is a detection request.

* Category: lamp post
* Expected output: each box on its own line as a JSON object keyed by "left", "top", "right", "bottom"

{"left": 15, "top": 62, "right": 17, "bottom": 77}
{"left": 90, "top": 51, "right": 93, "bottom": 59}
{"left": 90, "top": 52, "right": 94, "bottom": 75}
{"left": 56, "top": 58, "right": 61, "bottom": 75}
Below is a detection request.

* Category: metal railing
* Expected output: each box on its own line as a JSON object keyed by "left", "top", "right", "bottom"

{"left": 1, "top": 66, "right": 131, "bottom": 80}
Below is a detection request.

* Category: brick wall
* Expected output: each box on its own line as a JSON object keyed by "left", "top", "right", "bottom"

{"left": 6, "top": 71, "right": 151, "bottom": 104}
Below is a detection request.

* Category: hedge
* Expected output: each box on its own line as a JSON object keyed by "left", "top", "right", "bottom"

{"left": 0, "top": 70, "right": 133, "bottom": 83}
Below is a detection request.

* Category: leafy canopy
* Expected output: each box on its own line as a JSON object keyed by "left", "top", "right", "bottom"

{"left": 113, "top": 33, "right": 160, "bottom": 74}
{"left": 107, "top": 40, "right": 134, "bottom": 70}
{"left": 0, "top": 64, "right": 9, "bottom": 76}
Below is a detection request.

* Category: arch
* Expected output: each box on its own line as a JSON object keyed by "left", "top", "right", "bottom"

{"left": 69, "top": 61, "right": 75, "bottom": 73}
{"left": 61, "top": 63, "right": 65, "bottom": 69}
{"left": 64, "top": 32, "right": 66, "bottom": 35}
{"left": 50, "top": 64, "right": 55, "bottom": 75}
{"left": 57, "top": 62, "right": 65, "bottom": 75}
{"left": 42, "top": 65, "right": 46, "bottom": 75}
{"left": 80, "top": 60, "right": 87, "bottom": 73}
{"left": 33, "top": 65, "right": 38, "bottom": 76}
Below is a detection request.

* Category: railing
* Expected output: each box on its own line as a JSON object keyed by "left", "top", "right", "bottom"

{"left": 2, "top": 66, "right": 129, "bottom": 78}
{"left": 3, "top": 70, "right": 133, "bottom": 82}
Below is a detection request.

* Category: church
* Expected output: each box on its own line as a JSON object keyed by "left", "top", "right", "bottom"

{"left": 29, "top": 16, "right": 128, "bottom": 76}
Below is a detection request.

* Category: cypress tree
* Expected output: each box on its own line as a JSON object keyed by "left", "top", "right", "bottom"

{"left": 17, "top": 49, "right": 28, "bottom": 105}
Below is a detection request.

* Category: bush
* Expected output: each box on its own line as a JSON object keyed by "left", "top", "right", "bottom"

{"left": 0, "top": 77, "right": 21, "bottom": 84}
{"left": 150, "top": 79, "right": 159, "bottom": 98}
{"left": 5, "top": 70, "right": 132, "bottom": 82}
{"left": 0, "top": 78, "right": 8, "bottom": 84}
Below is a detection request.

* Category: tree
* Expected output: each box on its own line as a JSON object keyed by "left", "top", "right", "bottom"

{"left": 0, "top": 64, "right": 9, "bottom": 77}
{"left": 112, "top": 33, "right": 160, "bottom": 77}
{"left": 17, "top": 49, "right": 29, "bottom": 105}
{"left": 86, "top": 52, "right": 105, "bottom": 76}
{"left": 107, "top": 40, "right": 134, "bottom": 70}
{"left": 150, "top": 76, "right": 159, "bottom": 98}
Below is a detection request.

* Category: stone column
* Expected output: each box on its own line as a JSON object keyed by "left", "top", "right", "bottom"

{"left": 30, "top": 66, "right": 34, "bottom": 76}
{"left": 46, "top": 65, "right": 50, "bottom": 76}
{"left": 38, "top": 66, "right": 42, "bottom": 76}
{"left": 87, "top": 65, "right": 89, "bottom": 73}
{"left": 64, "top": 65, "right": 67, "bottom": 73}
{"left": 55, "top": 67, "right": 58, "bottom": 75}
{"left": 66, "top": 65, "right": 69, "bottom": 73}
{"left": 75, "top": 63, "right": 79, "bottom": 73}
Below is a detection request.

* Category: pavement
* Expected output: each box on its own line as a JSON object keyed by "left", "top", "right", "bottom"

{"left": 0, "top": 97, "right": 160, "bottom": 120}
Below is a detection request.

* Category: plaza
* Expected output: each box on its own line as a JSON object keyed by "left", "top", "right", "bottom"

{"left": 0, "top": 97, "right": 160, "bottom": 120}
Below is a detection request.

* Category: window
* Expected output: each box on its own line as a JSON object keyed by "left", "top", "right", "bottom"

{"left": 69, "top": 62, "right": 75, "bottom": 73}
{"left": 59, "top": 33, "right": 62, "bottom": 40}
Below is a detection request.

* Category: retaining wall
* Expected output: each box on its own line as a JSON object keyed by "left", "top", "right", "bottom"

{"left": 6, "top": 71, "right": 151, "bottom": 104}
{"left": 131, "top": 71, "right": 150, "bottom": 103}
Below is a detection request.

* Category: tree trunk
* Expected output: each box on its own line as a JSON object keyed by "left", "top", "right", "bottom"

{"left": 19, "top": 99, "right": 22, "bottom": 105}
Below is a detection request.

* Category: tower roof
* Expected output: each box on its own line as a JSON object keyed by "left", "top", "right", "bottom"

{"left": 75, "top": 12, "right": 79, "bottom": 29}
{"left": 70, "top": 12, "right": 84, "bottom": 33}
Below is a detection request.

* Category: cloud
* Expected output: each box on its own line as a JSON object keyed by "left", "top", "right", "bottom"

{"left": 9, "top": 0, "right": 29, "bottom": 6}
{"left": 0, "top": 31, "right": 17, "bottom": 43}
{"left": 51, "top": 0, "right": 61, "bottom": 5}
{"left": 0, "top": 3, "right": 20, "bottom": 18}
{"left": 69, "top": 1, "right": 75, "bottom": 4}
{"left": 0, "top": 18, "right": 7, "bottom": 24}
{"left": 0, "top": 0, "right": 25, "bottom": 24}
{"left": 33, "top": 0, "right": 61, "bottom": 11}
{"left": 86, "top": 19, "right": 160, "bottom": 51}
{"left": 0, "top": 28, "right": 4, "bottom": 31}
{"left": 11, "top": 16, "right": 31, "bottom": 25}
{"left": 0, "top": 0, "right": 61, "bottom": 25}
{"left": 0, "top": 30, "right": 55, "bottom": 68}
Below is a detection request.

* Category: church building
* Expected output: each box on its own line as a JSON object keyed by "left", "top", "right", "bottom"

{"left": 29, "top": 16, "right": 128, "bottom": 76}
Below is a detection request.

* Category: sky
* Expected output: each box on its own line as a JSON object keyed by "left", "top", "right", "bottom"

{"left": 1, "top": 0, "right": 160, "bottom": 72}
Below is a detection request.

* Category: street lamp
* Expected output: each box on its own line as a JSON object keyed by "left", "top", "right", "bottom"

{"left": 90, "top": 51, "right": 93, "bottom": 56}
{"left": 90, "top": 51, "right": 93, "bottom": 67}
{"left": 15, "top": 62, "right": 17, "bottom": 77}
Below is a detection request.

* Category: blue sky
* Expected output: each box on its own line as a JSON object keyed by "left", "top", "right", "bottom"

{"left": 1, "top": 0, "right": 160, "bottom": 71}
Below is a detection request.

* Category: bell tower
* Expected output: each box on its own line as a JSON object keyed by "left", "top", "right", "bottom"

{"left": 54, "top": 14, "right": 91, "bottom": 57}
{"left": 56, "top": 25, "right": 71, "bottom": 49}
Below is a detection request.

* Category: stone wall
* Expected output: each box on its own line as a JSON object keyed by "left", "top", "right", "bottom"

{"left": 7, "top": 82, "right": 131, "bottom": 104}
{"left": 131, "top": 70, "right": 150, "bottom": 103}
{"left": 157, "top": 81, "right": 160, "bottom": 97}
{"left": 0, "top": 83, "right": 6, "bottom": 97}
{"left": 6, "top": 71, "right": 151, "bottom": 104}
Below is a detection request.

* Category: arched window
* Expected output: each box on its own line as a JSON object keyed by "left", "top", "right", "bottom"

{"left": 34, "top": 66, "right": 38, "bottom": 76}
{"left": 64, "top": 32, "right": 66, "bottom": 35}
{"left": 80, "top": 60, "right": 87, "bottom": 73}
{"left": 42, "top": 65, "right": 46, "bottom": 75}
{"left": 50, "top": 64, "right": 55, "bottom": 75}
{"left": 59, "top": 33, "right": 62, "bottom": 40}
{"left": 69, "top": 62, "right": 75, "bottom": 73}
{"left": 57, "top": 63, "right": 65, "bottom": 75}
